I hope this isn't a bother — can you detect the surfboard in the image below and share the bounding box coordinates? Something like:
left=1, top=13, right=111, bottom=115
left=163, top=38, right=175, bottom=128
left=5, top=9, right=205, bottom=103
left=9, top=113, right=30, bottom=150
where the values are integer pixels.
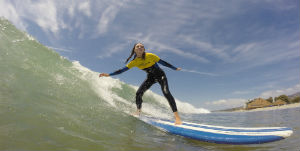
left=138, top=116, right=293, bottom=144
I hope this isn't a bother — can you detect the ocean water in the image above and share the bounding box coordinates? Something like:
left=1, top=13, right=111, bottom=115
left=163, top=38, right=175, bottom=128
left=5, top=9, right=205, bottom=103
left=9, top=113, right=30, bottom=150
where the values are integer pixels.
left=1, top=18, right=299, bottom=151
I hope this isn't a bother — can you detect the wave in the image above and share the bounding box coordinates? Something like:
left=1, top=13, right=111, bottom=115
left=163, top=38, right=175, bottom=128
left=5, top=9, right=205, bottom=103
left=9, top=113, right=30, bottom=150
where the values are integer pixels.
left=0, top=17, right=209, bottom=150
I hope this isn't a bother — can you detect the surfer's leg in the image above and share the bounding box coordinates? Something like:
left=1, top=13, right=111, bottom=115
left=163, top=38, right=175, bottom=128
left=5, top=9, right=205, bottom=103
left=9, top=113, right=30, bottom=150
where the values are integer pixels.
left=158, top=75, right=182, bottom=125
left=158, top=75, right=178, bottom=112
left=136, top=77, right=155, bottom=110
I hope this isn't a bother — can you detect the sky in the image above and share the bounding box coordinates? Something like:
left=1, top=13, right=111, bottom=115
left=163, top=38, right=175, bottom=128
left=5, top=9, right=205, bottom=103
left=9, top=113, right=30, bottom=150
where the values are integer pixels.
left=1, top=0, right=299, bottom=110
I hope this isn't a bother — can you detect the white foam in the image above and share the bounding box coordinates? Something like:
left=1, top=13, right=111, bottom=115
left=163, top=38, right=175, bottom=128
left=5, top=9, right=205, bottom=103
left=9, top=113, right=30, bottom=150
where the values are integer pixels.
left=72, top=61, right=120, bottom=107
left=54, top=73, right=65, bottom=86
left=23, top=32, right=36, bottom=41
left=12, top=39, right=25, bottom=43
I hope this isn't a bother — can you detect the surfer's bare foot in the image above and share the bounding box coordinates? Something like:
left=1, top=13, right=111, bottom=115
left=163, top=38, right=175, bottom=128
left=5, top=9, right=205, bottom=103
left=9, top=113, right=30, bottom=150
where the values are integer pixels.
left=132, top=109, right=141, bottom=116
left=175, top=119, right=182, bottom=125
left=174, top=111, right=182, bottom=125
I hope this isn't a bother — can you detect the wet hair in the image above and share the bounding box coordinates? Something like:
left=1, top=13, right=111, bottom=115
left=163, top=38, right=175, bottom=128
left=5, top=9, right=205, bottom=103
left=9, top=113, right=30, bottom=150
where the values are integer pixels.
left=125, top=43, right=145, bottom=63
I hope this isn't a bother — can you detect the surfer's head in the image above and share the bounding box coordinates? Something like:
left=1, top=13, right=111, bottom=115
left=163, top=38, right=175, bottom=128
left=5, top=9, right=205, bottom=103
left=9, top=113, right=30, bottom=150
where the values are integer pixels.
left=125, top=43, right=145, bottom=63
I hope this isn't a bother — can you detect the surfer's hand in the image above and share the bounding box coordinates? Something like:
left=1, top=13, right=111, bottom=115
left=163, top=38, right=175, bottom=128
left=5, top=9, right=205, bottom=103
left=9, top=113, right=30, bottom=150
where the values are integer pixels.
left=99, top=73, right=109, bottom=77
left=176, top=68, right=182, bottom=71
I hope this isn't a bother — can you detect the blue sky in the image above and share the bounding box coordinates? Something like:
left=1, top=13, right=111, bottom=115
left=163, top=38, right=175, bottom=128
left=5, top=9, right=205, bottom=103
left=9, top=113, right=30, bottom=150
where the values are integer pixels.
left=1, top=0, right=299, bottom=110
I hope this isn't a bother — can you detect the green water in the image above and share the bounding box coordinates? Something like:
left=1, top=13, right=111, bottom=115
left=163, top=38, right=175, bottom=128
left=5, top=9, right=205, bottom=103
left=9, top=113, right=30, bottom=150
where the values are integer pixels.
left=1, top=18, right=299, bottom=151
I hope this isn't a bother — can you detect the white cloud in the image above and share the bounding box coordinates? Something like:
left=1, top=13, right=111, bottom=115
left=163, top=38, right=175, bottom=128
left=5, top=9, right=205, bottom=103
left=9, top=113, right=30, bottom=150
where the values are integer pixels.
left=0, top=0, right=26, bottom=30
left=210, top=99, right=227, bottom=105
left=95, top=0, right=132, bottom=35
left=204, top=98, right=247, bottom=110
left=16, top=0, right=59, bottom=34
left=232, top=90, right=252, bottom=95
left=97, top=5, right=119, bottom=35
left=97, top=42, right=128, bottom=59
left=78, top=1, right=91, bottom=17
left=219, top=35, right=300, bottom=75
left=180, top=69, right=218, bottom=77
left=0, top=0, right=61, bottom=34
left=260, top=84, right=300, bottom=98
left=149, top=41, right=210, bottom=63
left=179, top=35, right=230, bottom=61
left=2, top=0, right=298, bottom=70
left=67, top=2, right=76, bottom=18
left=0, top=0, right=125, bottom=37
left=126, top=34, right=210, bottom=63
left=46, top=46, right=73, bottom=53
left=231, top=39, right=300, bottom=66
left=260, top=0, right=298, bottom=11
left=105, top=1, right=249, bottom=63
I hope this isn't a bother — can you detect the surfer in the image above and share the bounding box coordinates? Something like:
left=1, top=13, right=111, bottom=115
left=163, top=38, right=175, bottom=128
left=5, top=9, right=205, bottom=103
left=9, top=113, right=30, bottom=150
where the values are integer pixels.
left=99, top=43, right=182, bottom=125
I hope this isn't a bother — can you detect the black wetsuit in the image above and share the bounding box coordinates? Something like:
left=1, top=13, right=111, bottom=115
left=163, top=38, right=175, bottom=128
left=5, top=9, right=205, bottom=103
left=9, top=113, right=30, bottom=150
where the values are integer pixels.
left=137, top=63, right=177, bottom=112
left=109, top=58, right=178, bottom=112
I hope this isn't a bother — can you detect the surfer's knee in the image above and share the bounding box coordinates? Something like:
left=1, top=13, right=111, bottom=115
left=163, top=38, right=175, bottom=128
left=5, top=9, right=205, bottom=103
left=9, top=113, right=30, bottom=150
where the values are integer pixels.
left=159, top=77, right=170, bottom=95
left=136, top=90, right=144, bottom=98
left=159, top=80, right=177, bottom=112
left=162, top=87, right=170, bottom=95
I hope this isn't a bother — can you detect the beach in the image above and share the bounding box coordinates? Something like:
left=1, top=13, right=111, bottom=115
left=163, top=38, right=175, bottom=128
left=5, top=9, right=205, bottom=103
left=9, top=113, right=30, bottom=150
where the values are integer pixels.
left=235, top=103, right=300, bottom=112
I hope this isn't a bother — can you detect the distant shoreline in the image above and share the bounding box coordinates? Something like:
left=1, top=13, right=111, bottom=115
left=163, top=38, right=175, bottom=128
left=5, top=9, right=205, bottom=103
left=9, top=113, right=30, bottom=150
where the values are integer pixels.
left=234, top=103, right=300, bottom=112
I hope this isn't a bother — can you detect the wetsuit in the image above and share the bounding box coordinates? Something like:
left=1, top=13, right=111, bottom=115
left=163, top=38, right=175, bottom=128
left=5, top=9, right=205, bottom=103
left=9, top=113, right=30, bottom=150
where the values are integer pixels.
left=109, top=52, right=178, bottom=112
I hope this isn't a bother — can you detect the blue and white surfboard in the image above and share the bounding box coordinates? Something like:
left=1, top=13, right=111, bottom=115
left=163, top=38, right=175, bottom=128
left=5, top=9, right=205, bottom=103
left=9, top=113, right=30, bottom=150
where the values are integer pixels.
left=139, top=116, right=293, bottom=144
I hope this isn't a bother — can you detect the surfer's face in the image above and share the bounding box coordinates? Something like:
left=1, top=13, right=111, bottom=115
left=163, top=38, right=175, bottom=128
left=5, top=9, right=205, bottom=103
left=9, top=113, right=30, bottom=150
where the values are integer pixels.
left=134, top=43, right=145, bottom=58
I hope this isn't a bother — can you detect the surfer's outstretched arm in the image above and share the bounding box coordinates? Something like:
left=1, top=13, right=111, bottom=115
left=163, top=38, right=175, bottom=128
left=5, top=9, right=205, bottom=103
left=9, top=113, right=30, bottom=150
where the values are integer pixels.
left=158, top=59, right=181, bottom=71
left=99, top=66, right=129, bottom=77
left=109, top=67, right=129, bottom=76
